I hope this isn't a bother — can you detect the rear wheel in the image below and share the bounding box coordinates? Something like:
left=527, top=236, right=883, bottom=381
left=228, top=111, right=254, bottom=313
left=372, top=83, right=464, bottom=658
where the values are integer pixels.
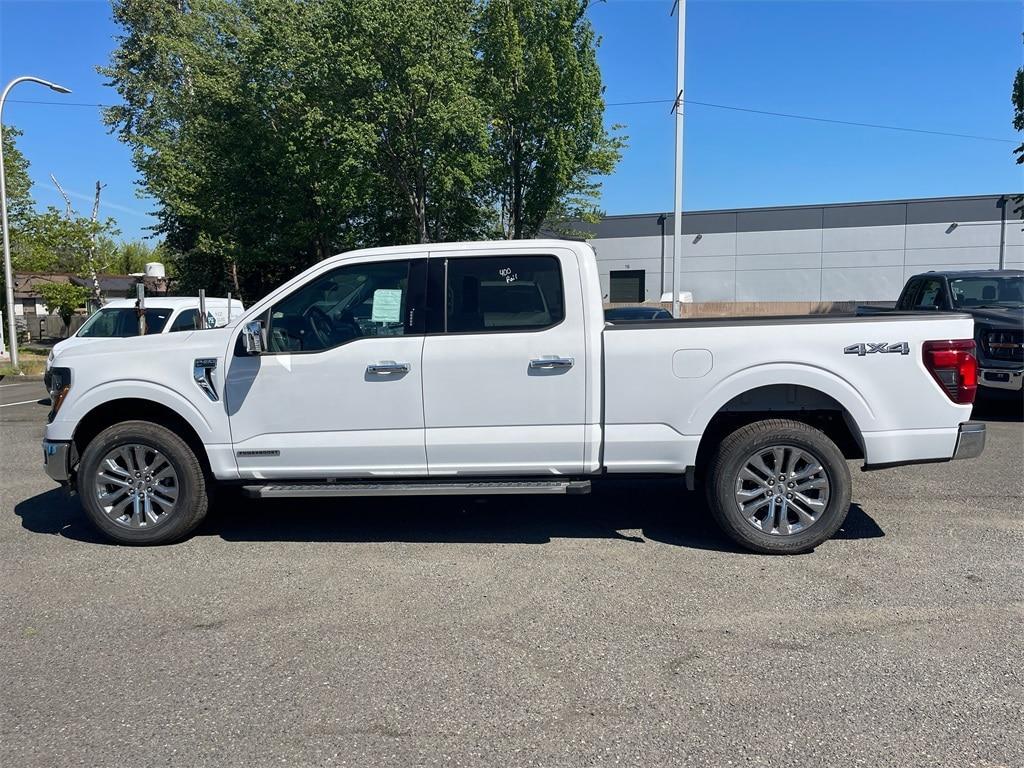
left=78, top=420, right=210, bottom=545
left=705, top=419, right=851, bottom=554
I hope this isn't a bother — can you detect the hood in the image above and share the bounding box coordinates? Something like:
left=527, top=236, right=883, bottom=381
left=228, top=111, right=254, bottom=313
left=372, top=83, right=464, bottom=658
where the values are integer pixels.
left=54, top=326, right=232, bottom=365
left=965, top=306, right=1024, bottom=329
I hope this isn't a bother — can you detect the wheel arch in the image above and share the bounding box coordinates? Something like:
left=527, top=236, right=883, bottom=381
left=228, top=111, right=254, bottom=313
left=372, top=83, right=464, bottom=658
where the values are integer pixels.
left=72, top=398, right=212, bottom=480
left=692, top=382, right=866, bottom=484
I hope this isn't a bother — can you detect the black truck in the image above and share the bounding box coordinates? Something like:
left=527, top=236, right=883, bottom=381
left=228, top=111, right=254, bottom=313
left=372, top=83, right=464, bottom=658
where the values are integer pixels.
left=860, top=270, right=1023, bottom=399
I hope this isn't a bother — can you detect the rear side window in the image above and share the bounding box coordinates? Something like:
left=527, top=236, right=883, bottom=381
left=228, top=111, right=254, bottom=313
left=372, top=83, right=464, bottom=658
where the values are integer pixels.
left=446, top=256, right=564, bottom=333
left=168, top=309, right=199, bottom=332
left=914, top=278, right=946, bottom=310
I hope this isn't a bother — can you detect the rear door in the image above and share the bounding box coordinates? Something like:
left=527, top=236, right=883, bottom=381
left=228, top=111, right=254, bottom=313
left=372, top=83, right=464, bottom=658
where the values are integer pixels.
left=421, top=248, right=587, bottom=475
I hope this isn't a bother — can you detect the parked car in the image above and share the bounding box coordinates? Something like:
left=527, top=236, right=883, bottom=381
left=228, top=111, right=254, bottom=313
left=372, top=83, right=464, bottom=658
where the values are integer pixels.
left=42, top=240, right=985, bottom=553
left=44, top=297, right=244, bottom=388
left=604, top=306, right=673, bottom=322
left=859, top=270, right=1023, bottom=397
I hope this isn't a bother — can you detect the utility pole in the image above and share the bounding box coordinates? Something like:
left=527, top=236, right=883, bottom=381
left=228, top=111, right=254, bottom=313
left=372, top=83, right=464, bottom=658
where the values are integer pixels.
left=87, top=181, right=105, bottom=307
left=670, top=0, right=686, bottom=318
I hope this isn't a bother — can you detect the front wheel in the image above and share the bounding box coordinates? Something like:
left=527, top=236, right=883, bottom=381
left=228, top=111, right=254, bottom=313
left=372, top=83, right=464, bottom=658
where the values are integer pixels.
left=78, top=420, right=210, bottom=545
left=705, top=419, right=852, bottom=554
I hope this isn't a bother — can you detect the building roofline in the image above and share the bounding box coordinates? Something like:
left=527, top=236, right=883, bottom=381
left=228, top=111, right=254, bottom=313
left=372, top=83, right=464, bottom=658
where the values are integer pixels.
left=596, top=193, right=1019, bottom=221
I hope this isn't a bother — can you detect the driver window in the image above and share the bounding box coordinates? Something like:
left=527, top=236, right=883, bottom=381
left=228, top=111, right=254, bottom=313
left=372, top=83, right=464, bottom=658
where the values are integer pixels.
left=268, top=260, right=413, bottom=353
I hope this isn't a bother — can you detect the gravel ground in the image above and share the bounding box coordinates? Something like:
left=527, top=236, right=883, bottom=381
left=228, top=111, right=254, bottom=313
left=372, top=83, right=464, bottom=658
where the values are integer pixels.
left=2, top=380, right=1022, bottom=767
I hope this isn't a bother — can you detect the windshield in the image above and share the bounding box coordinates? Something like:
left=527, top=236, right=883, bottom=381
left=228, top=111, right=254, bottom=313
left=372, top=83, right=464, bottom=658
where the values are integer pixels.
left=949, top=276, right=1024, bottom=309
left=77, top=307, right=172, bottom=338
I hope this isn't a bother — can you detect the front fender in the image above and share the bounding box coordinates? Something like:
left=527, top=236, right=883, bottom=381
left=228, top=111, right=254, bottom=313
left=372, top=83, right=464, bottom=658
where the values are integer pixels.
left=47, top=379, right=217, bottom=443
left=686, top=362, right=876, bottom=437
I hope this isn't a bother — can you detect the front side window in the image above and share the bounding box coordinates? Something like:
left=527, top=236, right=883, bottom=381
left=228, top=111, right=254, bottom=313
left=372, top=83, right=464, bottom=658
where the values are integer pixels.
left=77, top=307, right=170, bottom=337
left=949, top=276, right=1024, bottom=308
left=268, top=259, right=416, bottom=353
left=446, top=255, right=564, bottom=333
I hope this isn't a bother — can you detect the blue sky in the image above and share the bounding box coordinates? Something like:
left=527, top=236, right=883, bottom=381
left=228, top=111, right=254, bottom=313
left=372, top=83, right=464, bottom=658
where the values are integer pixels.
left=1, top=0, right=1022, bottom=242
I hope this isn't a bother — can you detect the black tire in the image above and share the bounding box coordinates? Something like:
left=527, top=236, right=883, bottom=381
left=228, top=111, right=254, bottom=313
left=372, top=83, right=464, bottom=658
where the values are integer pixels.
left=705, top=419, right=851, bottom=555
left=77, top=420, right=210, bottom=545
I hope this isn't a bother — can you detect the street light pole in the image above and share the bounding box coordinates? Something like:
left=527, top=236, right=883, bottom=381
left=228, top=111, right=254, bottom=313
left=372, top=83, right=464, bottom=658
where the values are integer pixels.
left=0, top=76, right=72, bottom=370
left=670, top=0, right=686, bottom=319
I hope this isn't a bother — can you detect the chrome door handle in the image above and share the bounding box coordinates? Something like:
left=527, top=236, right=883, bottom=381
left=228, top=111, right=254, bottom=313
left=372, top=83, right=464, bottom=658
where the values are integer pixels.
left=529, top=356, right=574, bottom=370
left=366, top=361, right=410, bottom=375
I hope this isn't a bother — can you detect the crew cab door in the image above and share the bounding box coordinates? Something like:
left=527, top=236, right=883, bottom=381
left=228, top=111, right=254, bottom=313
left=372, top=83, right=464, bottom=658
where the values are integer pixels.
left=421, top=248, right=587, bottom=475
left=225, top=254, right=428, bottom=478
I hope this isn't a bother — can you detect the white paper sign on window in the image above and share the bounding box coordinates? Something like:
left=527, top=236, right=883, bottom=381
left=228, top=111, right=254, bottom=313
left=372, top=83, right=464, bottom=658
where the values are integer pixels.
left=371, top=288, right=403, bottom=324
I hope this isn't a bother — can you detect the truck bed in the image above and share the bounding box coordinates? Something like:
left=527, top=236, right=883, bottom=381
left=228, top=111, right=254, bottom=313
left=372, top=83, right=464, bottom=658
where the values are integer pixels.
left=600, top=311, right=976, bottom=472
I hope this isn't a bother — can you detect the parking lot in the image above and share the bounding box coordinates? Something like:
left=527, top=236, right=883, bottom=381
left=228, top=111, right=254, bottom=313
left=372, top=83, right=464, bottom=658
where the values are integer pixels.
left=1, top=377, right=1022, bottom=767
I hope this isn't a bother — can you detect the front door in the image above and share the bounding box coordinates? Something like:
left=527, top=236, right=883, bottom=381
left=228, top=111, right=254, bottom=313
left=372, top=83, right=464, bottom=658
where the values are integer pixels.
left=225, top=255, right=428, bottom=479
left=421, top=250, right=587, bottom=475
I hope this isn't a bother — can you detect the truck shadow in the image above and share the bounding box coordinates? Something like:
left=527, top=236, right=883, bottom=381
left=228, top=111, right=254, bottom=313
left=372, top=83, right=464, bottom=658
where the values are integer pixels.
left=14, top=481, right=884, bottom=553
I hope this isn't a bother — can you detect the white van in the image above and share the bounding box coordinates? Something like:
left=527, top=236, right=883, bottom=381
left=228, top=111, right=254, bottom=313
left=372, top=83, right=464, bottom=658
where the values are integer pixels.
left=45, top=297, right=244, bottom=385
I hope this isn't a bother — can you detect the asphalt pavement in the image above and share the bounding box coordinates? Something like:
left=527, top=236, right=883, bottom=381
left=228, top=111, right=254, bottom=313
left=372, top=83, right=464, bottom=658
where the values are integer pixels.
left=1, top=379, right=1022, bottom=767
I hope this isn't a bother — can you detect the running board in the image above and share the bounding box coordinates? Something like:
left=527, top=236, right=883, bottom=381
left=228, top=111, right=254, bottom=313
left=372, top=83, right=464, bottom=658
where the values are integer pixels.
left=242, top=479, right=592, bottom=499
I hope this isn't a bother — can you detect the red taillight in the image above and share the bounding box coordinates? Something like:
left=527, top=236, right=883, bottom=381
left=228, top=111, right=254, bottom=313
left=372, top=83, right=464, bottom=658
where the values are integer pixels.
left=922, top=339, right=977, bottom=404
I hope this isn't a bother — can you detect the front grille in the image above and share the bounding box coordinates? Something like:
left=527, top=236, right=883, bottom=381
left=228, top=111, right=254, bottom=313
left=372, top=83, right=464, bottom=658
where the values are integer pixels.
left=983, top=329, right=1024, bottom=363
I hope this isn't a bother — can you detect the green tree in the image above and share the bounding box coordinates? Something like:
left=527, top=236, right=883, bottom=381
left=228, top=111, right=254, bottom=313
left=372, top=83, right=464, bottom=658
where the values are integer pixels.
left=0, top=126, right=35, bottom=228
left=113, top=238, right=160, bottom=274
left=12, top=208, right=120, bottom=275
left=366, top=0, right=493, bottom=243
left=38, top=282, right=89, bottom=336
left=101, top=0, right=624, bottom=294
left=478, top=0, right=625, bottom=239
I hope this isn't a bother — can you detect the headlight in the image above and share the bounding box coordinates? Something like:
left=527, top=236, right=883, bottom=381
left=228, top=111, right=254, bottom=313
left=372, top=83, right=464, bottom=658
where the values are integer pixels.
left=48, top=367, right=72, bottom=422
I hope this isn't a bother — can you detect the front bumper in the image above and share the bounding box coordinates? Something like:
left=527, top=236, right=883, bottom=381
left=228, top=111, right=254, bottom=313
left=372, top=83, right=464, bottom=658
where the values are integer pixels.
left=978, top=367, right=1023, bottom=392
left=952, top=422, right=986, bottom=460
left=43, top=440, right=73, bottom=483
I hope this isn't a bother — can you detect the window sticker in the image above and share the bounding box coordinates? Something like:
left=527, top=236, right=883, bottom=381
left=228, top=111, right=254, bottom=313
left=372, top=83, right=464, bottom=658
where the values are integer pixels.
left=371, top=288, right=403, bottom=323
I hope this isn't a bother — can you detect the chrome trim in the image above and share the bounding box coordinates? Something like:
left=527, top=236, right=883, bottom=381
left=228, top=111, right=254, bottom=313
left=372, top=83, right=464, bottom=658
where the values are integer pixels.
left=42, top=440, right=72, bottom=483
left=366, top=361, right=410, bottom=375
left=529, top=356, right=575, bottom=370
left=978, top=368, right=1023, bottom=392
left=242, top=320, right=266, bottom=354
left=953, top=422, right=986, bottom=460
left=193, top=358, right=219, bottom=401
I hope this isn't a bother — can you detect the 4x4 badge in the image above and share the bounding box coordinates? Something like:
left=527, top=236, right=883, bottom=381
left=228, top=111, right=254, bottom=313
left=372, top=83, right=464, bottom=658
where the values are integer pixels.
left=844, top=342, right=910, bottom=356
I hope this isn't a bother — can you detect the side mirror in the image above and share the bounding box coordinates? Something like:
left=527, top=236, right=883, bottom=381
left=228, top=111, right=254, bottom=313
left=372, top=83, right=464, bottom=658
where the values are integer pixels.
left=242, top=320, right=267, bottom=355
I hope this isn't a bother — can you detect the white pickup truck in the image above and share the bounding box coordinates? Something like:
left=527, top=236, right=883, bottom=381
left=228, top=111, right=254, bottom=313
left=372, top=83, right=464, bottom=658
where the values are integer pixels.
left=42, top=240, right=985, bottom=553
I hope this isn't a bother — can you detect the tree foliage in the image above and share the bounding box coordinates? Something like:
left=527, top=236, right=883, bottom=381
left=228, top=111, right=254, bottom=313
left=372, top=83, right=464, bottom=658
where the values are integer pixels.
left=1, top=126, right=35, bottom=228
left=100, top=0, right=623, bottom=300
left=37, top=282, right=90, bottom=334
left=478, top=0, right=625, bottom=238
left=1, top=126, right=122, bottom=298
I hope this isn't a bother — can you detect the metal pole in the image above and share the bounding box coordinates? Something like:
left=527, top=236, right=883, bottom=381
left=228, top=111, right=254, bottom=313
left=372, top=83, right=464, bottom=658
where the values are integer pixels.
left=226, top=292, right=232, bottom=322
left=198, top=288, right=207, bottom=330
left=671, top=1, right=686, bottom=318
left=136, top=282, right=146, bottom=336
left=0, top=76, right=71, bottom=369
left=998, top=195, right=1007, bottom=270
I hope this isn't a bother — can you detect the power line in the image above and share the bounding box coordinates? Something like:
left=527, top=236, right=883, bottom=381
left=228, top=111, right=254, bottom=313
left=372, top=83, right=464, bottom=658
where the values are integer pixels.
left=7, top=95, right=1017, bottom=144
left=605, top=96, right=1017, bottom=144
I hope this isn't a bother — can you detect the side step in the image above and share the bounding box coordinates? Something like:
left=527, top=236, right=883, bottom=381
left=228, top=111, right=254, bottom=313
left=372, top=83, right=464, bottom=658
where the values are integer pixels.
left=242, top=479, right=592, bottom=499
